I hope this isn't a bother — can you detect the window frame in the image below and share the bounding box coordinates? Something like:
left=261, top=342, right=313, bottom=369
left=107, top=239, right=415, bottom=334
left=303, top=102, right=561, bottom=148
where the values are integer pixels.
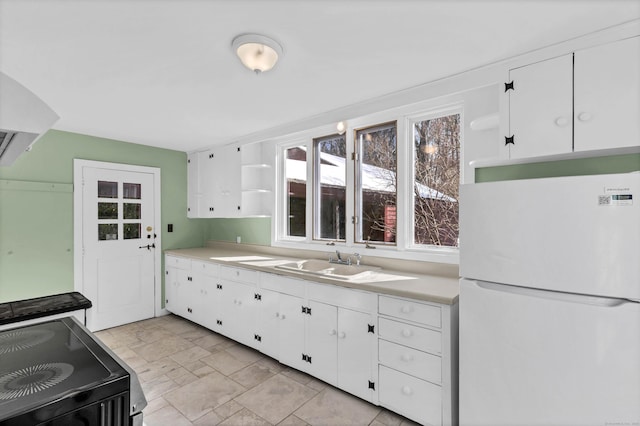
left=353, top=120, right=398, bottom=247
left=312, top=133, right=347, bottom=243
left=406, top=106, right=463, bottom=252
left=273, top=101, right=464, bottom=265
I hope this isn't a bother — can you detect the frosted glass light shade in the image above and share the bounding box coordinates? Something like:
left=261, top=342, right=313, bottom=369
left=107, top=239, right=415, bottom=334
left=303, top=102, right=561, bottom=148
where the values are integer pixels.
left=232, top=34, right=283, bottom=73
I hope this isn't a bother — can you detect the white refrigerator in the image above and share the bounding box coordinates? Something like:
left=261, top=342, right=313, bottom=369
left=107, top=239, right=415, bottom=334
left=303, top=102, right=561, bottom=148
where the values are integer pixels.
left=458, top=172, right=640, bottom=426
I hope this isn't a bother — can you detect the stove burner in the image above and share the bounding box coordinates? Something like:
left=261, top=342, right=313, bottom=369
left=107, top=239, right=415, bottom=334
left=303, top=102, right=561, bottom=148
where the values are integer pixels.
left=0, top=363, right=74, bottom=400
left=0, top=329, right=55, bottom=355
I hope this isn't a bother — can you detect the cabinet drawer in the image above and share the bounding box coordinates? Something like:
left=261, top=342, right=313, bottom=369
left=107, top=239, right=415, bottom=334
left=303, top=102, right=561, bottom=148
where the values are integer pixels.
left=259, top=273, right=306, bottom=298
left=379, top=365, right=442, bottom=426
left=220, top=265, right=258, bottom=284
left=192, top=260, right=219, bottom=277
left=166, top=255, right=191, bottom=270
left=378, top=318, right=441, bottom=355
left=379, top=339, right=441, bottom=384
left=379, top=295, right=441, bottom=328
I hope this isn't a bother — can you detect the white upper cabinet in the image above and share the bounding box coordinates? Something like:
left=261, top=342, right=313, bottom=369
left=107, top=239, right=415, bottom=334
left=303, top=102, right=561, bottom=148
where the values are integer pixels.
left=573, top=36, right=640, bottom=152
left=187, top=141, right=272, bottom=218
left=504, top=36, right=639, bottom=160
left=508, top=54, right=573, bottom=158
left=187, top=144, right=242, bottom=218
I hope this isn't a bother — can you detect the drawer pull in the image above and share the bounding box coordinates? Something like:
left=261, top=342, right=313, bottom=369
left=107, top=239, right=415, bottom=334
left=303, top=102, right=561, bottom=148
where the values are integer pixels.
left=338, top=331, right=346, bottom=339
left=275, top=312, right=280, bottom=318
left=401, top=329, right=413, bottom=338
left=401, top=354, right=414, bottom=362
left=329, top=329, right=337, bottom=336
left=401, top=386, right=413, bottom=396
left=400, top=305, right=412, bottom=314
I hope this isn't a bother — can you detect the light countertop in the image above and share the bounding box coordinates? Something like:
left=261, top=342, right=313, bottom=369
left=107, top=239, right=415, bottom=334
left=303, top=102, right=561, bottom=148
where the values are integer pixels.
left=165, top=246, right=459, bottom=305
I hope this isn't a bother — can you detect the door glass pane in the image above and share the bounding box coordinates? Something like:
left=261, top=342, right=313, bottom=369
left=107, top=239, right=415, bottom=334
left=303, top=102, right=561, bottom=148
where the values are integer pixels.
left=413, top=113, right=460, bottom=247
left=98, top=181, right=118, bottom=198
left=123, top=183, right=141, bottom=199
left=98, top=224, right=118, bottom=240
left=98, top=203, right=118, bottom=219
left=285, top=146, right=306, bottom=237
left=355, top=122, right=397, bottom=244
left=123, top=203, right=141, bottom=219
left=314, top=134, right=346, bottom=241
left=123, top=223, right=141, bottom=240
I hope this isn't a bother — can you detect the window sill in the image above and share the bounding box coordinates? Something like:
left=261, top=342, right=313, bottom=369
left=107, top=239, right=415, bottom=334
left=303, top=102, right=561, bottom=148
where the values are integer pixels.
left=271, top=239, right=459, bottom=265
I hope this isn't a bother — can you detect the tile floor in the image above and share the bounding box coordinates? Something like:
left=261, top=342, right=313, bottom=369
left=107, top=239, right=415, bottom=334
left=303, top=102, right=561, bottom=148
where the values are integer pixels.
left=96, top=314, right=420, bottom=426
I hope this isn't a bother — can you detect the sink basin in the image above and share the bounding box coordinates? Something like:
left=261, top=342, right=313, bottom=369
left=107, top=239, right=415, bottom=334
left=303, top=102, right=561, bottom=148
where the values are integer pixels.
left=275, top=259, right=380, bottom=280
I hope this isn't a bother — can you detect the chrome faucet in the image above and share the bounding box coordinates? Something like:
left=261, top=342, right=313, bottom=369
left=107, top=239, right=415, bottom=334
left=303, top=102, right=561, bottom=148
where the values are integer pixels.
left=329, top=250, right=352, bottom=265
left=353, top=253, right=362, bottom=266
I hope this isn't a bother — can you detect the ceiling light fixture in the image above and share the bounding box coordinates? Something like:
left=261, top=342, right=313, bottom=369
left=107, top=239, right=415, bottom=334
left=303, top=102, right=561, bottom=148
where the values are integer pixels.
left=336, top=121, right=347, bottom=135
left=232, top=33, right=283, bottom=74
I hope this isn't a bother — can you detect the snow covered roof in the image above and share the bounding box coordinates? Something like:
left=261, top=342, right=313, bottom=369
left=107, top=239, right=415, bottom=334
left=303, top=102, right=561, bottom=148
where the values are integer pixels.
left=286, top=151, right=456, bottom=202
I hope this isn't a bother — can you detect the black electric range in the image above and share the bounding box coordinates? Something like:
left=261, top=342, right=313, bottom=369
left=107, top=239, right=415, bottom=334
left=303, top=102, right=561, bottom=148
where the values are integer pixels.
left=0, top=317, right=146, bottom=426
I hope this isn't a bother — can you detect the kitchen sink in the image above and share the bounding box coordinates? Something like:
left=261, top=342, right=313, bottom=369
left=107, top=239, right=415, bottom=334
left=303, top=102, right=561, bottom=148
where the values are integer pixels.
left=274, top=259, right=381, bottom=280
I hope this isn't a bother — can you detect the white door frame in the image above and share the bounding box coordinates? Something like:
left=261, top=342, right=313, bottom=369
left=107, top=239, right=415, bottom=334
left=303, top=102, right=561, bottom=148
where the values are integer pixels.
left=73, top=159, right=164, bottom=321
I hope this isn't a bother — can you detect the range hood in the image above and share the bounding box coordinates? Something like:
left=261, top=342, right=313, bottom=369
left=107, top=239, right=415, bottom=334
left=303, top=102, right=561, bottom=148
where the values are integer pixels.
left=0, top=72, right=59, bottom=166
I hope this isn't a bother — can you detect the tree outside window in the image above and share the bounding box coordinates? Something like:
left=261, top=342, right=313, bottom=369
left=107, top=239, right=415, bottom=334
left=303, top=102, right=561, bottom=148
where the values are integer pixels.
left=413, top=113, right=460, bottom=247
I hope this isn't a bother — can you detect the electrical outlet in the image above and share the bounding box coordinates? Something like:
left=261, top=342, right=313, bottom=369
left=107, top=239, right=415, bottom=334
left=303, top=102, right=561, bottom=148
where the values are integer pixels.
left=236, top=236, right=241, bottom=244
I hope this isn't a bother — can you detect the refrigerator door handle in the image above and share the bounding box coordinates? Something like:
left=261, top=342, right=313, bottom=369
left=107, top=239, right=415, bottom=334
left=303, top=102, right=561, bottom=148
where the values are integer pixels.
left=474, top=280, right=636, bottom=307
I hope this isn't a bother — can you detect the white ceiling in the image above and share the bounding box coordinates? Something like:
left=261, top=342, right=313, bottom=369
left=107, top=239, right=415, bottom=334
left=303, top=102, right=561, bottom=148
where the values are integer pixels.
left=1, top=0, right=638, bottom=153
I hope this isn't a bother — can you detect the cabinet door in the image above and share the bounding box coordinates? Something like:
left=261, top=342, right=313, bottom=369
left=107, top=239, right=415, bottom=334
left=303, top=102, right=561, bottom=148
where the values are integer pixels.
left=214, top=145, right=242, bottom=217
left=306, top=301, right=338, bottom=386
left=278, top=293, right=307, bottom=372
left=186, top=152, right=201, bottom=218
left=255, top=288, right=280, bottom=358
left=574, top=36, right=640, bottom=152
left=172, top=269, right=195, bottom=319
left=164, top=266, right=177, bottom=313
left=193, top=273, right=217, bottom=330
left=337, top=308, right=375, bottom=402
left=224, top=280, right=257, bottom=348
left=508, top=54, right=573, bottom=158
left=198, top=148, right=218, bottom=217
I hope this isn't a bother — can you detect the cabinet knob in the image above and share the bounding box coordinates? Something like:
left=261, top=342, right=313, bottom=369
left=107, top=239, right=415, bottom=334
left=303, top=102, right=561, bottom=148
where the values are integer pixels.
left=329, top=329, right=337, bottom=336
left=281, top=314, right=286, bottom=320
left=275, top=312, right=280, bottom=318
left=554, top=116, right=570, bottom=127
left=400, top=305, right=412, bottom=314
left=401, top=329, right=413, bottom=338
left=577, top=112, right=593, bottom=122
left=401, top=354, right=414, bottom=362
left=401, top=386, right=413, bottom=396
left=338, top=331, right=346, bottom=339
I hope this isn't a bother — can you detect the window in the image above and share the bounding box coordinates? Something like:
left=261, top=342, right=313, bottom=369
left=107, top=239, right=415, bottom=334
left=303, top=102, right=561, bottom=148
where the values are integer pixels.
left=412, top=112, right=460, bottom=247
left=285, top=145, right=307, bottom=237
left=274, top=98, right=465, bottom=264
left=313, top=134, right=346, bottom=241
left=355, top=122, right=397, bottom=245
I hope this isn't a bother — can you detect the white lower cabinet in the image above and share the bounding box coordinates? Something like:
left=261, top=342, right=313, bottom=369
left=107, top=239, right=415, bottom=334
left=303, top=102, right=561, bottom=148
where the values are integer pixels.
left=378, top=295, right=458, bottom=426
left=164, top=254, right=457, bottom=425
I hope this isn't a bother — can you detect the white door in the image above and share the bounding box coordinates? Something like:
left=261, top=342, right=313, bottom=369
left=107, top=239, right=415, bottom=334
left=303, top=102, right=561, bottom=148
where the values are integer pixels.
left=80, top=165, right=157, bottom=331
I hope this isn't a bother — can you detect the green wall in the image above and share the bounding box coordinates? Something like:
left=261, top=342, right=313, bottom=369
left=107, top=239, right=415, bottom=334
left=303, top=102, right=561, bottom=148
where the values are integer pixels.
left=206, top=217, right=271, bottom=246
left=475, top=154, right=640, bottom=182
left=0, top=129, right=206, bottom=303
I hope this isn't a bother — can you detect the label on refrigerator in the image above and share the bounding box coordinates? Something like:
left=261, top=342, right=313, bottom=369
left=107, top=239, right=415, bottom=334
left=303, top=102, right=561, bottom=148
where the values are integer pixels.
left=599, top=186, right=634, bottom=206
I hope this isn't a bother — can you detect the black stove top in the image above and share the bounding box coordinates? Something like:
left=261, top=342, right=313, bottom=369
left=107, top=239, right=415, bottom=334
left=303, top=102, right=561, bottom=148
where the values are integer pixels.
left=0, top=318, right=131, bottom=425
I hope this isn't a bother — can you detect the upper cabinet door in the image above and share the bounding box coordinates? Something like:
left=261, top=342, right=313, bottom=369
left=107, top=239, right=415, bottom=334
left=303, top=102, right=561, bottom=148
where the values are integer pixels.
left=574, top=36, right=640, bottom=152
left=508, top=54, right=573, bottom=159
